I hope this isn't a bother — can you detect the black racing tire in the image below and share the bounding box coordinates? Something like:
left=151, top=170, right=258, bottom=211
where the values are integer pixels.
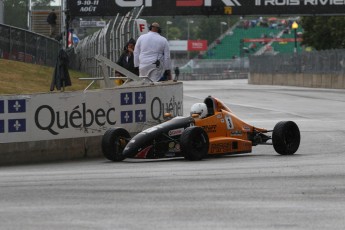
left=272, top=121, right=300, bottom=155
left=102, top=128, right=131, bottom=161
left=180, top=126, right=209, bottom=161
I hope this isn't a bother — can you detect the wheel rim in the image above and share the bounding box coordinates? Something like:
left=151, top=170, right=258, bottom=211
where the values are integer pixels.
left=197, top=135, right=207, bottom=150
left=285, top=130, right=294, bottom=149
left=115, top=137, right=127, bottom=153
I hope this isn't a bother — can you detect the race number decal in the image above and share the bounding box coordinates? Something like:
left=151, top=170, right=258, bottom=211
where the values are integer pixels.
left=225, top=115, right=234, bottom=130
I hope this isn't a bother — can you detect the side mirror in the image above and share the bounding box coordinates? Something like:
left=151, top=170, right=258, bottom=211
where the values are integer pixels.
left=191, top=114, right=200, bottom=118
left=163, top=113, right=172, bottom=120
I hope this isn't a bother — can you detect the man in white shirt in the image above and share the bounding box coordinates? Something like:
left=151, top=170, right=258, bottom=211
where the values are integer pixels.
left=134, top=22, right=172, bottom=81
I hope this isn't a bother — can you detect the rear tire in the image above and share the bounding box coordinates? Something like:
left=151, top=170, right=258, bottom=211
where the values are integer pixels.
left=102, top=128, right=131, bottom=161
left=180, top=126, right=209, bottom=161
left=272, top=121, right=300, bottom=155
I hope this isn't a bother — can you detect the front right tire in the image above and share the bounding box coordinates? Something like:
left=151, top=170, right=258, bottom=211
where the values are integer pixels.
left=272, top=121, right=300, bottom=155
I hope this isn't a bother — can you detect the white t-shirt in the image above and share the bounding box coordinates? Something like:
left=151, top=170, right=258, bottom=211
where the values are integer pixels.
left=134, top=31, right=171, bottom=74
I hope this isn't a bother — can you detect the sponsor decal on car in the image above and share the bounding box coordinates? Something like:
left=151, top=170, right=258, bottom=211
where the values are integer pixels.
left=168, top=128, right=184, bottom=136
left=165, top=152, right=176, bottom=157
left=231, top=130, right=242, bottom=136
left=210, top=142, right=232, bottom=154
left=202, top=125, right=217, bottom=133
left=243, top=126, right=251, bottom=131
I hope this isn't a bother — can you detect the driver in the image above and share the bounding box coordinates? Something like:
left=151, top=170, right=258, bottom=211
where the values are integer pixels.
left=190, top=103, right=208, bottom=118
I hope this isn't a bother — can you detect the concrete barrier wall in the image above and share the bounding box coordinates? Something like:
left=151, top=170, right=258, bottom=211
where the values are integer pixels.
left=0, top=82, right=183, bottom=165
left=1, top=137, right=101, bottom=165
left=249, top=73, right=345, bottom=89
left=179, top=72, right=248, bottom=81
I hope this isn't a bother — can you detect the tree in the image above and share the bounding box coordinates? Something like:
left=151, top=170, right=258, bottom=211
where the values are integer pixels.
left=4, top=0, right=28, bottom=28
left=32, top=0, right=54, bottom=7
left=142, top=15, right=237, bottom=44
left=194, top=16, right=238, bottom=44
left=4, top=0, right=54, bottom=28
left=167, top=27, right=182, bottom=40
left=301, top=16, right=345, bottom=50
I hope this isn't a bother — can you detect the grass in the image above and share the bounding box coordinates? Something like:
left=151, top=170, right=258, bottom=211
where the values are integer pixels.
left=0, top=59, right=98, bottom=95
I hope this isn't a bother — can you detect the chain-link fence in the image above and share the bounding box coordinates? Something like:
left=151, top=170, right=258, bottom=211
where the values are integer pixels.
left=250, top=50, right=345, bottom=74
left=68, top=10, right=344, bottom=78
left=0, top=23, right=60, bottom=67
left=176, top=50, right=345, bottom=76
left=176, top=58, right=249, bottom=75
left=71, top=7, right=143, bottom=78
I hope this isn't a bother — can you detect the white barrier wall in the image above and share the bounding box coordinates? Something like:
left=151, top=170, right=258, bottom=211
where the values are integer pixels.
left=0, top=82, right=183, bottom=144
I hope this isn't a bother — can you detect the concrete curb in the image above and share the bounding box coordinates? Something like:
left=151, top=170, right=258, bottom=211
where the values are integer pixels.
left=249, top=73, right=345, bottom=89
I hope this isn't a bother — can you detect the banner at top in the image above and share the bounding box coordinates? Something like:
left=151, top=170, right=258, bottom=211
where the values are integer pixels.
left=68, top=0, right=345, bottom=17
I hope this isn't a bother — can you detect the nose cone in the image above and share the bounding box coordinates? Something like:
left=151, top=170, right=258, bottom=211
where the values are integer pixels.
left=122, top=132, right=149, bottom=158
left=122, top=116, right=195, bottom=158
left=122, top=142, right=137, bottom=158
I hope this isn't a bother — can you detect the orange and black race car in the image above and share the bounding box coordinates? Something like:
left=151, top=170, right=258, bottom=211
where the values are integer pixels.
left=102, top=96, right=300, bottom=161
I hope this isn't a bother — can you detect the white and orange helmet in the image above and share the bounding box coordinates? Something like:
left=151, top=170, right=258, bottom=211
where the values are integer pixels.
left=190, top=103, right=208, bottom=118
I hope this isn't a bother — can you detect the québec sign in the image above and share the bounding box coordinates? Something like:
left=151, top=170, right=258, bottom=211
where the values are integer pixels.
left=69, top=0, right=345, bottom=16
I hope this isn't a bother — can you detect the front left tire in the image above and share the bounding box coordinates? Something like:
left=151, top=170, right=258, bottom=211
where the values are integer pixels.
left=180, top=126, right=209, bottom=161
left=102, top=128, right=131, bottom=161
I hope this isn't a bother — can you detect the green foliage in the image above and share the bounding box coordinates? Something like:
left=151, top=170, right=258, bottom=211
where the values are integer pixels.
left=4, top=0, right=28, bottom=28
left=142, top=15, right=238, bottom=45
left=167, top=27, right=181, bottom=40
left=32, top=0, right=54, bottom=7
left=3, top=0, right=53, bottom=29
left=301, top=16, right=345, bottom=50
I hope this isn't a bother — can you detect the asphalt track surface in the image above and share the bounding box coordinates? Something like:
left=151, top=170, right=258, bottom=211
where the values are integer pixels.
left=1, top=79, right=345, bottom=230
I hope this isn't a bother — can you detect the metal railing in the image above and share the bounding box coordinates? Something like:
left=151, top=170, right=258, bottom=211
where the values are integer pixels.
left=250, top=50, right=345, bottom=74
left=58, top=8, right=345, bottom=78
left=0, top=23, right=60, bottom=67
left=176, top=58, right=249, bottom=75
left=72, top=7, right=143, bottom=78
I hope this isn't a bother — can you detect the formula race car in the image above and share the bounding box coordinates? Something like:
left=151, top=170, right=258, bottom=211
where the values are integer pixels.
left=102, top=96, right=300, bottom=161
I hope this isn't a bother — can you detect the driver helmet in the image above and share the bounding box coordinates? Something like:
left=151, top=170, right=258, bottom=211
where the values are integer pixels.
left=190, top=103, right=208, bottom=118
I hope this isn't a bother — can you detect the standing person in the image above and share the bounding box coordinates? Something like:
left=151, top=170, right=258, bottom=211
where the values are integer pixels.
left=134, top=22, right=172, bottom=81
left=47, top=9, right=57, bottom=38
left=174, top=66, right=180, bottom=81
left=116, top=38, right=138, bottom=85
